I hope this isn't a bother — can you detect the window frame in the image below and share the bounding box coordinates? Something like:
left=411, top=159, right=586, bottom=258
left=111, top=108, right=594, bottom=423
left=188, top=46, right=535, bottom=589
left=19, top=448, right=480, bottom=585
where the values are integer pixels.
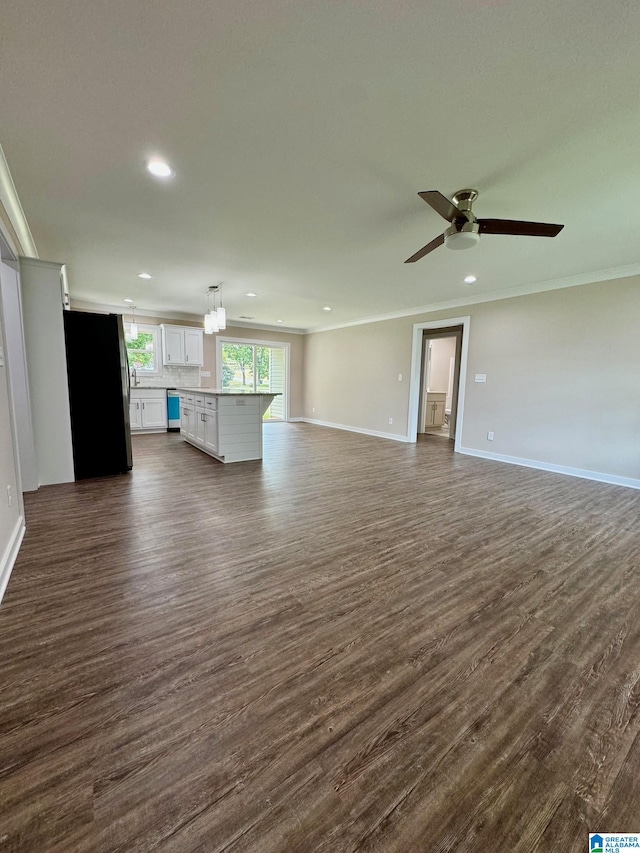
left=124, top=322, right=161, bottom=376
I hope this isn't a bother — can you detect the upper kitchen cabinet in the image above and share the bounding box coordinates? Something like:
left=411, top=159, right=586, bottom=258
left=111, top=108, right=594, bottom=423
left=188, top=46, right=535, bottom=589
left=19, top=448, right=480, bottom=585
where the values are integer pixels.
left=160, top=325, right=204, bottom=366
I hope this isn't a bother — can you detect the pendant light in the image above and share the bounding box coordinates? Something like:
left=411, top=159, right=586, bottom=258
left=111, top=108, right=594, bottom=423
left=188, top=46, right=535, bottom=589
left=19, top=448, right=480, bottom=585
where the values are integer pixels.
left=216, top=284, right=226, bottom=331
left=130, top=306, right=138, bottom=339
left=204, top=286, right=219, bottom=334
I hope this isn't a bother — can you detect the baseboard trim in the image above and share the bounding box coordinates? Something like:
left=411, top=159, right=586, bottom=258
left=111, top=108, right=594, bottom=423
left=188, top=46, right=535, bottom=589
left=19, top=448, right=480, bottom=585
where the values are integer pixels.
left=288, top=417, right=304, bottom=422
left=0, top=515, right=26, bottom=604
left=300, top=417, right=409, bottom=443
left=458, top=447, right=640, bottom=491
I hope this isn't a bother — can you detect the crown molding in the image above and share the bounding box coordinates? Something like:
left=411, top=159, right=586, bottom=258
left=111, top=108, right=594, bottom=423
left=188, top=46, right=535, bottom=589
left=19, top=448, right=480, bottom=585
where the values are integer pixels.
left=0, top=145, right=38, bottom=258
left=71, top=299, right=201, bottom=322
left=70, top=299, right=304, bottom=334
left=226, top=320, right=304, bottom=335
left=304, top=263, right=640, bottom=334
left=19, top=256, right=64, bottom=269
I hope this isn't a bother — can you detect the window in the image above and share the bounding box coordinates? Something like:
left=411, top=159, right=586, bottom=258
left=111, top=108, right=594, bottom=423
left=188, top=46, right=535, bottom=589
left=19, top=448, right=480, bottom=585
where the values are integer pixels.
left=125, top=323, right=160, bottom=374
left=217, top=338, right=288, bottom=421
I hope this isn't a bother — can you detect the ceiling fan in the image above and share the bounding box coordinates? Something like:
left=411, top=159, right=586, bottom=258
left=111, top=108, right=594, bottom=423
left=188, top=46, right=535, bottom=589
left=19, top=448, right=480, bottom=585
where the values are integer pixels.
left=405, top=189, right=564, bottom=263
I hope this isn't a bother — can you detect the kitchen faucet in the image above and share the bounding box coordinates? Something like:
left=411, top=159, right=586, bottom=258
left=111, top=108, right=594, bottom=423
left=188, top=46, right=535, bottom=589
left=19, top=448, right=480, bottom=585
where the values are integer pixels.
left=132, top=367, right=140, bottom=386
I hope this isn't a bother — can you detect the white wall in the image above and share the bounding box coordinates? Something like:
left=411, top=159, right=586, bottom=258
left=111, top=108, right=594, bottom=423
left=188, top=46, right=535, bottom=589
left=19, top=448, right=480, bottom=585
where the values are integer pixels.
left=427, top=337, right=456, bottom=395
left=0, top=298, right=25, bottom=601
left=0, top=261, right=37, bottom=490
left=303, top=275, right=640, bottom=485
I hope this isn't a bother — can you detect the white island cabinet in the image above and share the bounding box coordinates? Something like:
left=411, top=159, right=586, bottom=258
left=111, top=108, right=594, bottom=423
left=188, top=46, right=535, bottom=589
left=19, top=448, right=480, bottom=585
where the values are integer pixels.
left=177, top=388, right=277, bottom=463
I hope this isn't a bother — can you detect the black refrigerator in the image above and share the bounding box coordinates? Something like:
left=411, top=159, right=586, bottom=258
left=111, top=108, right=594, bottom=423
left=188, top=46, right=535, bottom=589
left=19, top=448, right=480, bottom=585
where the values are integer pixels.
left=63, top=311, right=133, bottom=479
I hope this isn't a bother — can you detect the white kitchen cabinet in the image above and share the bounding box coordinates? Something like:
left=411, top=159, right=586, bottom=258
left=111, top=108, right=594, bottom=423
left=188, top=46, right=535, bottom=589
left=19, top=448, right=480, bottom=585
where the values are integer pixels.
left=162, top=327, right=184, bottom=365
left=194, top=408, right=206, bottom=445
left=161, top=325, right=204, bottom=366
left=141, top=398, right=167, bottom=429
left=180, top=393, right=215, bottom=450
left=129, top=399, right=142, bottom=430
left=203, top=408, right=218, bottom=454
left=180, top=398, right=196, bottom=441
left=130, top=389, right=167, bottom=433
left=184, top=329, right=203, bottom=366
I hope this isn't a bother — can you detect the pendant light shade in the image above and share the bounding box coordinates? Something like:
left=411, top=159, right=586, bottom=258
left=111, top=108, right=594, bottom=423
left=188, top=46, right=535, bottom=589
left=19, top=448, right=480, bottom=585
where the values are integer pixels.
left=129, top=306, right=138, bottom=338
left=204, top=284, right=225, bottom=333
left=204, top=286, right=216, bottom=334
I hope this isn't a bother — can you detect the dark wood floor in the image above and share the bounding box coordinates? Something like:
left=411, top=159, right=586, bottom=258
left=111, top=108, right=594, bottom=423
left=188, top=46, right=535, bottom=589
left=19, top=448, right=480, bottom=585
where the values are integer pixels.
left=1, top=425, right=639, bottom=852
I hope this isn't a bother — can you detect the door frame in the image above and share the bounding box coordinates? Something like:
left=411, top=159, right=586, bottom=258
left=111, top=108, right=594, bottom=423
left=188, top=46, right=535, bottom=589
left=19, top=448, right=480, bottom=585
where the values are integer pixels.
left=407, top=316, right=470, bottom=451
left=216, top=336, right=290, bottom=421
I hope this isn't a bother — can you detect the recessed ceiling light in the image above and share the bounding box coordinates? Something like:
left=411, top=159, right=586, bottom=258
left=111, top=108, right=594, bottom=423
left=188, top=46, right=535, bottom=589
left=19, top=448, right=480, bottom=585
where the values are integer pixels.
left=124, top=298, right=134, bottom=303
left=138, top=272, right=152, bottom=280
left=276, top=319, right=284, bottom=324
left=245, top=292, right=257, bottom=297
left=146, top=158, right=174, bottom=178
left=464, top=275, right=477, bottom=284
left=323, top=306, right=332, bottom=311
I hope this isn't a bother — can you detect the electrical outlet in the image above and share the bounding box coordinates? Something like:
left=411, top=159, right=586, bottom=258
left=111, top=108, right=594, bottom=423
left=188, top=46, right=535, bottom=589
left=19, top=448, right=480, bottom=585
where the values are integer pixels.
left=487, top=431, right=494, bottom=441
left=388, top=417, right=393, bottom=425
left=200, top=370, right=211, bottom=378
left=312, top=407, right=315, bottom=414
left=7, top=485, right=12, bottom=507
left=398, top=373, right=402, bottom=382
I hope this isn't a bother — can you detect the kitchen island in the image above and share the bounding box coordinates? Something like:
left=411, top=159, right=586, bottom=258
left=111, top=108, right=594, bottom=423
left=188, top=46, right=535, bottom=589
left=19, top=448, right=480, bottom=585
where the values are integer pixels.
left=177, top=388, right=279, bottom=463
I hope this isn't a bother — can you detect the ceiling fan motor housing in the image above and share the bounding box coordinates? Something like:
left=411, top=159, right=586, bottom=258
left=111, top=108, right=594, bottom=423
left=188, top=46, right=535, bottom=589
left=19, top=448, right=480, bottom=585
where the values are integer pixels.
left=445, top=189, right=480, bottom=249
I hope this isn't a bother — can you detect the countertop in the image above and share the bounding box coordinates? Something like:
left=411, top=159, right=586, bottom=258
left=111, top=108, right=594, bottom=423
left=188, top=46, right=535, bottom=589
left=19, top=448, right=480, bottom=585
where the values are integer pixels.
left=177, top=387, right=280, bottom=396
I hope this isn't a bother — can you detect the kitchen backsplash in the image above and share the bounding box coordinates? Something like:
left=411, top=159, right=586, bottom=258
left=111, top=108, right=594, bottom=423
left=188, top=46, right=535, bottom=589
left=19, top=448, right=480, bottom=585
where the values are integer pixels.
left=133, top=365, right=202, bottom=388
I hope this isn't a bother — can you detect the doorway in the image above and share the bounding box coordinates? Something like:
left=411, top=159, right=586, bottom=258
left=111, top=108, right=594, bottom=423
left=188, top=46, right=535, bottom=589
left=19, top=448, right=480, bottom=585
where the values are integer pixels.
left=407, top=316, right=470, bottom=450
left=420, top=330, right=461, bottom=439
left=216, top=337, right=289, bottom=421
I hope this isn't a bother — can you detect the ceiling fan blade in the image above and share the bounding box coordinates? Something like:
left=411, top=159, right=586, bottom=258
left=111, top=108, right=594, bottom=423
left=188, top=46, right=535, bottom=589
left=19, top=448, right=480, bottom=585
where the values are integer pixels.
left=418, top=191, right=464, bottom=223
left=404, top=233, right=445, bottom=263
left=478, top=219, right=564, bottom=237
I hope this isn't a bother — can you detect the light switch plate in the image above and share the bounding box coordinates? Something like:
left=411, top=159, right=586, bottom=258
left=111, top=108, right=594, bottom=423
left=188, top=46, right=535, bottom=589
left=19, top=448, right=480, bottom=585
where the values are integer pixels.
left=200, top=370, right=211, bottom=377
left=475, top=373, right=487, bottom=383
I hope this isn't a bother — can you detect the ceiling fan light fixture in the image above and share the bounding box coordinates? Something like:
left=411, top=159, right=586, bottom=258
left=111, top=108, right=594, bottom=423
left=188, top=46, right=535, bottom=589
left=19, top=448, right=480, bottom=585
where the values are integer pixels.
left=445, top=229, right=480, bottom=251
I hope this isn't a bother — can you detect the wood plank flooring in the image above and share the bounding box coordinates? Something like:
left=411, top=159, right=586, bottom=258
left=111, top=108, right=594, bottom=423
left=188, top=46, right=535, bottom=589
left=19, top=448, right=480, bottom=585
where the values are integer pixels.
left=1, top=424, right=639, bottom=852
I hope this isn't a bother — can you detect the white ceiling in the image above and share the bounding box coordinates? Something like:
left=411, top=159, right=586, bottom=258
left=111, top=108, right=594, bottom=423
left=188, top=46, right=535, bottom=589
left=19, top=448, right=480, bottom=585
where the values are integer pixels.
left=1, top=0, right=639, bottom=331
